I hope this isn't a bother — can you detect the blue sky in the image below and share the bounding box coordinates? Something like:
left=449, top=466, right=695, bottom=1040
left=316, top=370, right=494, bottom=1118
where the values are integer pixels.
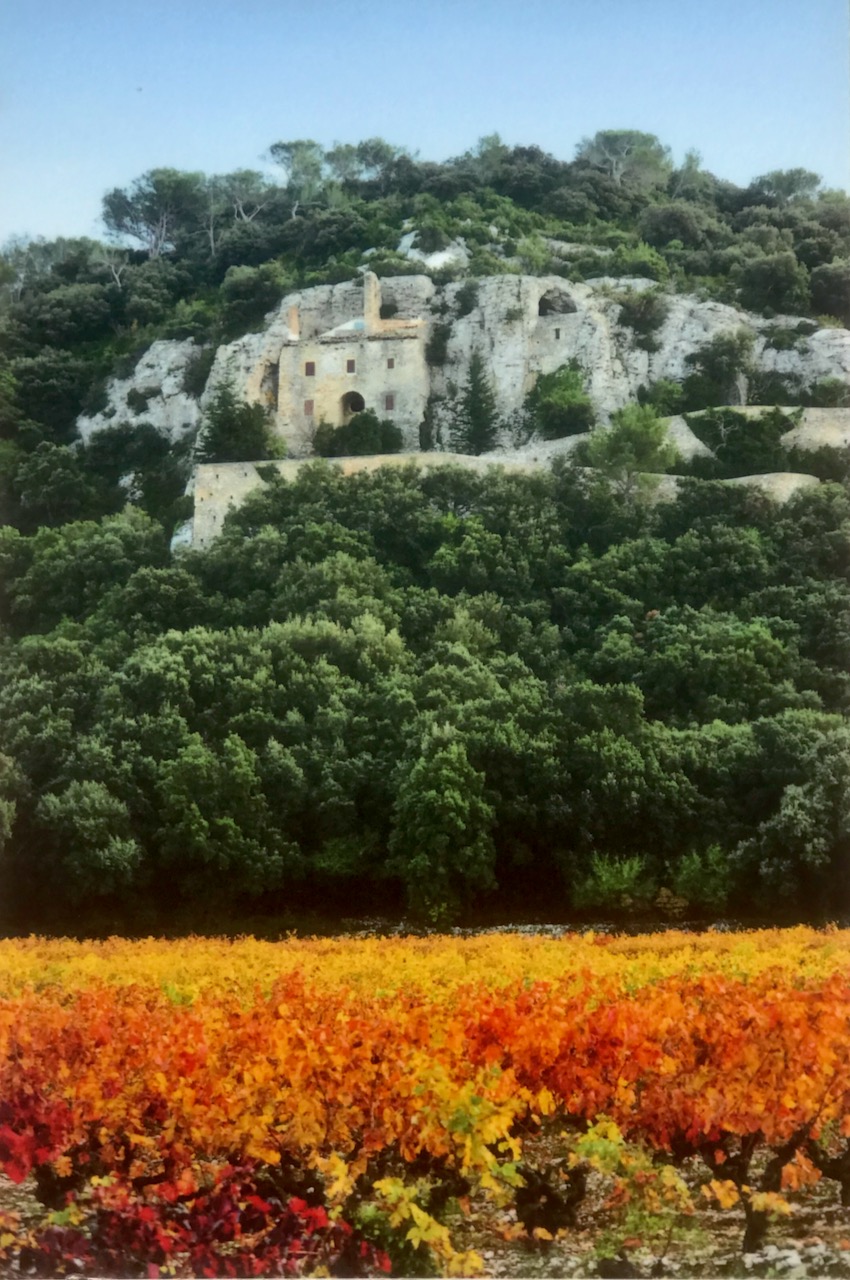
left=1, top=0, right=848, bottom=243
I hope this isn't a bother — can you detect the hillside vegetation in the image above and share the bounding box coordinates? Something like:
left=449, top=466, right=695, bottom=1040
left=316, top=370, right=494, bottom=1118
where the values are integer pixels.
left=2, top=131, right=850, bottom=529
left=0, top=133, right=849, bottom=930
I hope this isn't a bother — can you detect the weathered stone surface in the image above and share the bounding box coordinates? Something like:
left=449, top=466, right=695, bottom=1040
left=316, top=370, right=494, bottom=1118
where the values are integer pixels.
left=78, top=274, right=850, bottom=455
left=396, top=231, right=470, bottom=272
left=665, top=415, right=714, bottom=460
left=77, top=339, right=202, bottom=443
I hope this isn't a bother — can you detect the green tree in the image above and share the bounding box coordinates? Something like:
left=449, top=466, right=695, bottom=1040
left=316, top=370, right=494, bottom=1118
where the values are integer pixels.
left=682, top=330, right=755, bottom=408
left=155, top=732, right=293, bottom=898
left=102, top=168, right=206, bottom=258
left=733, top=725, right=850, bottom=910
left=810, top=260, right=850, bottom=325
left=575, top=130, right=673, bottom=189
left=11, top=348, right=91, bottom=442
left=220, top=263, right=288, bottom=336
left=388, top=723, right=496, bottom=922
left=638, top=201, right=725, bottom=250
left=450, top=351, right=499, bottom=455
left=751, top=168, right=822, bottom=205
left=197, top=376, right=281, bottom=463
left=13, top=441, right=111, bottom=528
left=738, top=251, right=810, bottom=315
left=0, top=753, right=20, bottom=866
left=14, top=282, right=119, bottom=348
left=34, top=780, right=141, bottom=902
left=5, top=508, right=167, bottom=633
left=584, top=403, right=677, bottom=499
left=267, top=139, right=326, bottom=204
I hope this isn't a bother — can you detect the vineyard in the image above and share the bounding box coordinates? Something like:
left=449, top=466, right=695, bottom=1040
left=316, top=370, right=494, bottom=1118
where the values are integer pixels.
left=3, top=929, right=850, bottom=1276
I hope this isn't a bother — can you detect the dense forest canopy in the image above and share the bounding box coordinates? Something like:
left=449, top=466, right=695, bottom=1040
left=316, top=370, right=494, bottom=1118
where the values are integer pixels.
left=0, top=131, right=849, bottom=930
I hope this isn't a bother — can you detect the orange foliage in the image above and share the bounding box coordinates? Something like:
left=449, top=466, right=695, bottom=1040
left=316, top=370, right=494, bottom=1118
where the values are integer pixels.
left=2, top=928, right=850, bottom=1268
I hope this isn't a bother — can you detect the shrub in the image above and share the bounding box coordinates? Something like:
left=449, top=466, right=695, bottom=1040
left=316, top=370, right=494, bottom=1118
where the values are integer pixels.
left=738, top=251, right=811, bottom=315
left=681, top=329, right=754, bottom=410
left=684, top=406, right=792, bottom=476
left=637, top=379, right=685, bottom=417
left=182, top=345, right=216, bottom=398
left=528, top=360, right=595, bottom=438
left=810, top=260, right=850, bottom=326
left=220, top=264, right=286, bottom=337
left=314, top=410, right=402, bottom=457
left=426, top=320, right=453, bottom=367
left=80, top=376, right=110, bottom=417
left=747, top=371, right=804, bottom=406
left=807, top=377, right=850, bottom=409
left=163, top=297, right=218, bottom=341
left=671, top=845, right=731, bottom=913
left=126, top=386, right=158, bottom=414
left=762, top=322, right=816, bottom=352
left=416, top=222, right=450, bottom=253
left=612, top=287, right=669, bottom=352
left=22, top=1164, right=390, bottom=1279
left=572, top=853, right=657, bottom=912
left=608, top=241, right=669, bottom=282
left=454, top=281, right=479, bottom=317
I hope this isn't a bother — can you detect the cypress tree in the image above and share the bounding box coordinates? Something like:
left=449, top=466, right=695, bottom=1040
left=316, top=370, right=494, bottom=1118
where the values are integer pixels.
left=451, top=351, right=499, bottom=455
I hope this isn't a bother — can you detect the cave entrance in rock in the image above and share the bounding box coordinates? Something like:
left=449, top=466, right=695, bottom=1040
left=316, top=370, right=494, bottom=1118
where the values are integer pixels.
left=341, top=391, right=366, bottom=423
left=538, top=289, right=577, bottom=317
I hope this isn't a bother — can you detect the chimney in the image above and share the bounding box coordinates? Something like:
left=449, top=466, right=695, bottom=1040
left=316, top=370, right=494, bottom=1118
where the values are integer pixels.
left=288, top=304, right=300, bottom=341
left=363, top=271, right=381, bottom=331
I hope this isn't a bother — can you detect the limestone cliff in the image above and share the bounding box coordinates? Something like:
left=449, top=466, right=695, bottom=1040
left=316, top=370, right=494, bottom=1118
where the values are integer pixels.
left=77, top=273, right=850, bottom=455
left=77, top=339, right=202, bottom=444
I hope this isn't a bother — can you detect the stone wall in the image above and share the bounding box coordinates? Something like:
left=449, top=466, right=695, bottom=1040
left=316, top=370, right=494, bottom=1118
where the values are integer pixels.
left=186, top=403, right=847, bottom=551
left=189, top=452, right=546, bottom=550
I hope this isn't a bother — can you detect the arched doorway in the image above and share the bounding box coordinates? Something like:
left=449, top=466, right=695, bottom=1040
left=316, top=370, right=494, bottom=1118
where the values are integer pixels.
left=341, top=390, right=365, bottom=424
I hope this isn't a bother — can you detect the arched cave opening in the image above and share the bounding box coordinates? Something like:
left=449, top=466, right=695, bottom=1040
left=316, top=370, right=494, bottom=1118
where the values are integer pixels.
left=538, top=289, right=578, bottom=317
left=341, top=390, right=366, bottom=423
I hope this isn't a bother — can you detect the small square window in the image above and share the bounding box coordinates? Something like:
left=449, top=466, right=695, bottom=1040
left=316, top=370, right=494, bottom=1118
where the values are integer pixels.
left=385, top=394, right=395, bottom=412
left=305, top=361, right=315, bottom=376
left=387, top=357, right=395, bottom=369
left=347, top=358, right=356, bottom=373
left=304, top=399, right=314, bottom=416
left=554, top=328, right=560, bottom=340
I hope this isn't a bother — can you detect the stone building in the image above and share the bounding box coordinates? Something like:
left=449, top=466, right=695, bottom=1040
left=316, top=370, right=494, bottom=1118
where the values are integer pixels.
left=262, top=272, right=432, bottom=453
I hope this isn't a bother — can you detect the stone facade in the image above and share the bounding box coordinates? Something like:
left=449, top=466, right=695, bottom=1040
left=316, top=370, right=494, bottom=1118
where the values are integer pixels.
left=275, top=274, right=430, bottom=452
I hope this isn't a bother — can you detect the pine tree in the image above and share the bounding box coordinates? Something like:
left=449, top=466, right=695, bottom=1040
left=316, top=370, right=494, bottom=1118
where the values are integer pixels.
left=450, top=351, right=499, bottom=455
left=197, top=376, right=280, bottom=463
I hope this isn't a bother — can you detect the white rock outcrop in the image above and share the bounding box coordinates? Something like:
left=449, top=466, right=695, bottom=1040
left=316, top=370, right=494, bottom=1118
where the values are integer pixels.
left=77, top=339, right=202, bottom=443
left=77, top=275, right=850, bottom=454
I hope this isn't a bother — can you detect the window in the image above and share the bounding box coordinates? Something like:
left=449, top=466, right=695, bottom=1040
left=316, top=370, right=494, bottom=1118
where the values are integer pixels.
left=304, top=399, right=314, bottom=416
left=387, top=357, right=395, bottom=369
left=305, top=361, right=315, bottom=376
left=554, top=328, right=560, bottom=340
left=347, top=358, right=356, bottom=373
left=385, top=394, right=395, bottom=412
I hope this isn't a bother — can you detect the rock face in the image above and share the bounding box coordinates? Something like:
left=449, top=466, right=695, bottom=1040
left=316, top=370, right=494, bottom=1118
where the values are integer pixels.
left=77, top=339, right=202, bottom=443
left=77, top=273, right=850, bottom=454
